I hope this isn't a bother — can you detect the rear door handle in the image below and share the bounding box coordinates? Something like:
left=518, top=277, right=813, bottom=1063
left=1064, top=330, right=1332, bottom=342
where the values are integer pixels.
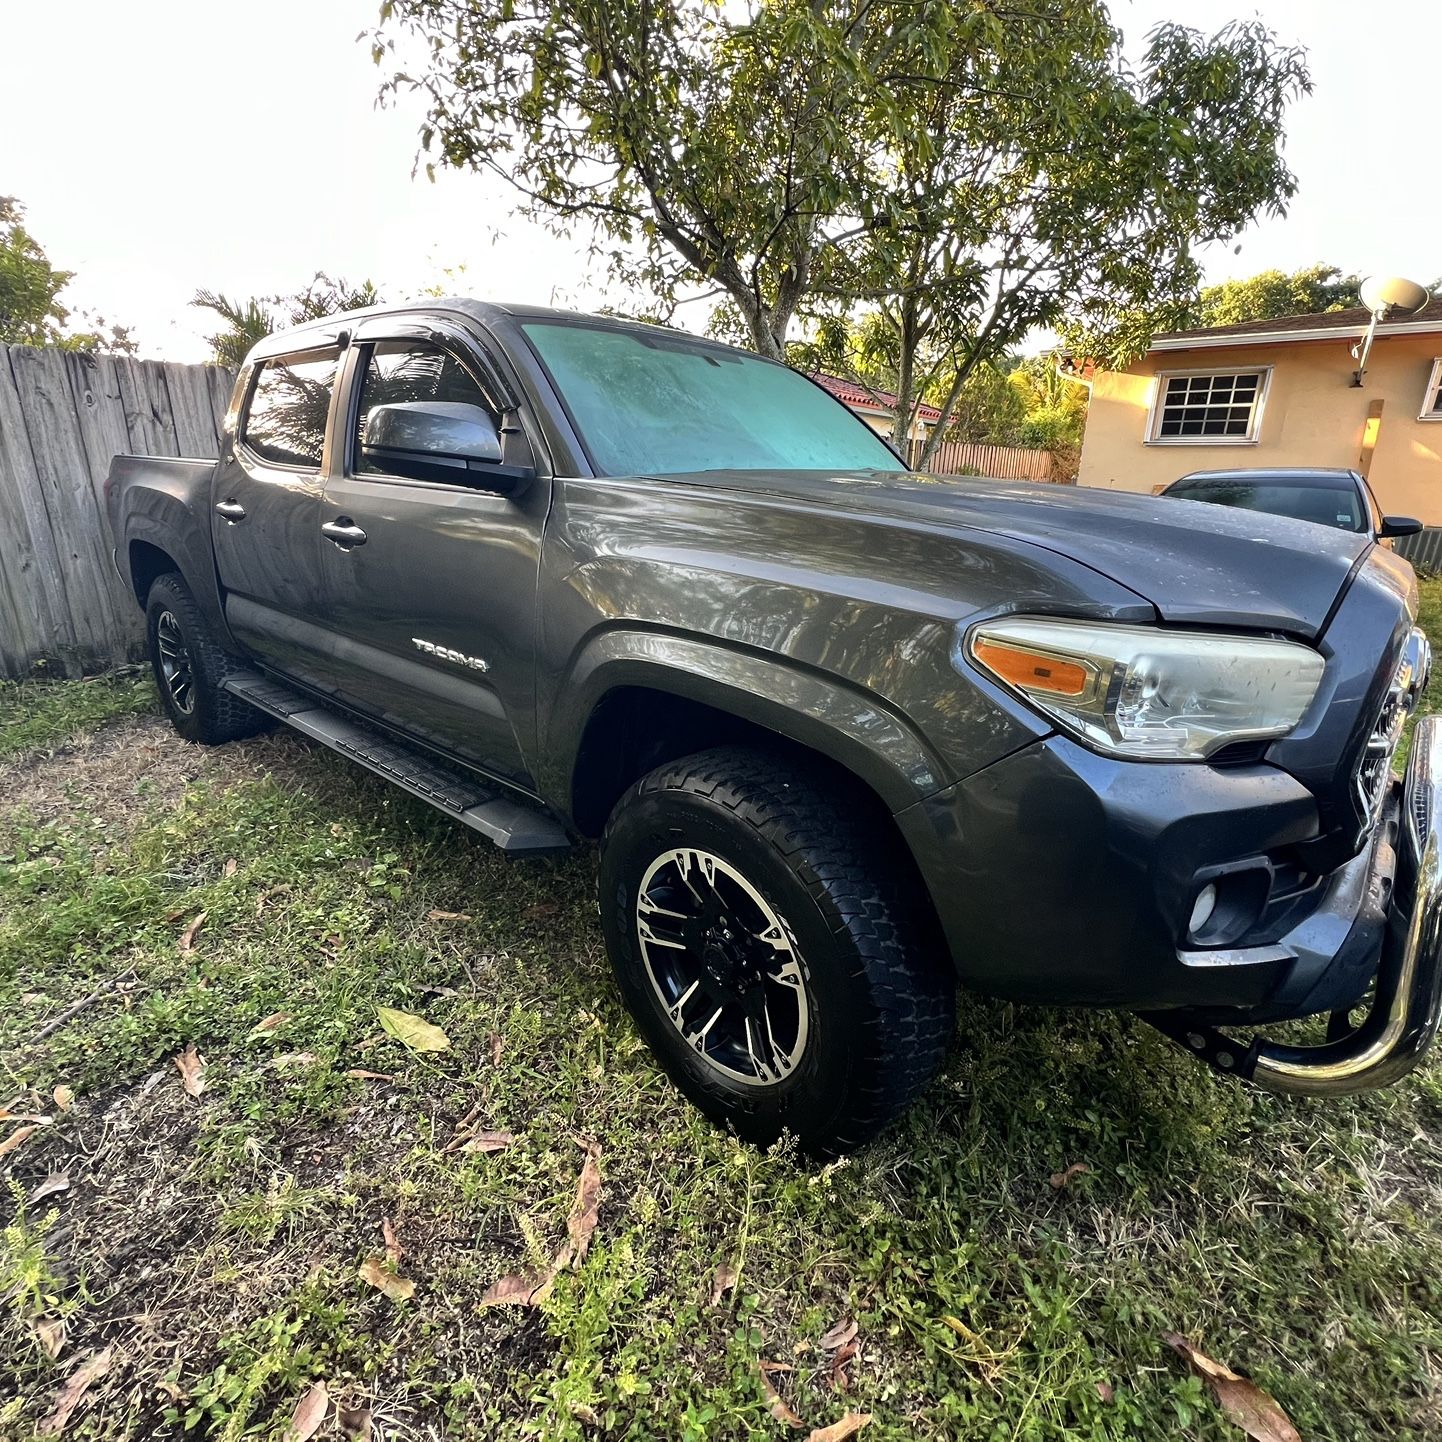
left=321, top=519, right=368, bottom=549
left=214, top=499, right=246, bottom=523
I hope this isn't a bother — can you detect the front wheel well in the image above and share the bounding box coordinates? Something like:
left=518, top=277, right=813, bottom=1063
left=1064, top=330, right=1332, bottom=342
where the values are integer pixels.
left=128, top=540, right=181, bottom=609
left=572, top=685, right=950, bottom=972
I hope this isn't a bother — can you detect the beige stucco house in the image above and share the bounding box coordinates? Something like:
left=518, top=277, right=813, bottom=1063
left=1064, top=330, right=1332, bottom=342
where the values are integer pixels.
left=1077, top=299, right=1442, bottom=526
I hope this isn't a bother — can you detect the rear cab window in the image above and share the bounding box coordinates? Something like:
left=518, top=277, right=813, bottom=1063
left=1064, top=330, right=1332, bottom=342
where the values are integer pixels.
left=241, top=348, right=341, bottom=469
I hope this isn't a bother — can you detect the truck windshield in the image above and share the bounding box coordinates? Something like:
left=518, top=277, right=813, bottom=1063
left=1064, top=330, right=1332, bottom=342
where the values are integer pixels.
left=521, top=319, right=905, bottom=477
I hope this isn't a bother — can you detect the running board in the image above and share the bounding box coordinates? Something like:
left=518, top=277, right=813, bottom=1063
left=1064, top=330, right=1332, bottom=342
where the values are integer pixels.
left=220, top=670, right=571, bottom=858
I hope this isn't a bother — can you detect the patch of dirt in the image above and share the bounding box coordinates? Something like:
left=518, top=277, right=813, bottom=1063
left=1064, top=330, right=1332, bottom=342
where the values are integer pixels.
left=4, top=1068, right=553, bottom=1439
left=0, top=715, right=320, bottom=838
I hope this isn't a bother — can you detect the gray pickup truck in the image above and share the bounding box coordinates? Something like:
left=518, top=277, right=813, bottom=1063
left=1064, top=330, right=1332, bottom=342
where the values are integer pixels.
left=105, top=299, right=1442, bottom=1155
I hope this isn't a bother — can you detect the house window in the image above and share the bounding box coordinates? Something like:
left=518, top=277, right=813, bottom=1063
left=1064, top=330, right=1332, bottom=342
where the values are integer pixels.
left=1147, top=368, right=1270, bottom=444
left=1422, top=358, right=1442, bottom=420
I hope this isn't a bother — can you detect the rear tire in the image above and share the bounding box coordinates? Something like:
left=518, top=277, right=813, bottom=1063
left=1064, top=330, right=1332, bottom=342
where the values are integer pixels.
left=599, top=746, right=954, bottom=1157
left=145, top=573, right=268, bottom=745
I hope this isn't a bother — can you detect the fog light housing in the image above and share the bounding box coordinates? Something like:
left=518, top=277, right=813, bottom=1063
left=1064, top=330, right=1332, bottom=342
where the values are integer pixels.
left=1183, top=861, right=1274, bottom=948
left=1188, top=883, right=1219, bottom=939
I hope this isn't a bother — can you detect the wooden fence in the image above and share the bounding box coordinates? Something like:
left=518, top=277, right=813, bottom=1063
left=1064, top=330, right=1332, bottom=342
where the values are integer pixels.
left=907, top=436, right=1063, bottom=482
left=0, top=344, right=235, bottom=678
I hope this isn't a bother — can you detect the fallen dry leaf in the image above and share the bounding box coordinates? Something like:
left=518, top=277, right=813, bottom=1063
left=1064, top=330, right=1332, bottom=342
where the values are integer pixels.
left=286, top=1380, right=329, bottom=1441
left=760, top=1362, right=807, bottom=1430
left=711, top=1259, right=739, bottom=1305
left=40, top=1346, right=112, bottom=1435
left=174, top=1045, right=206, bottom=1098
left=807, top=1414, right=872, bottom=1442
left=830, top=1342, right=860, bottom=1392
left=481, top=1147, right=600, bottom=1305
left=344, top=1069, right=395, bottom=1082
left=1050, top=1162, right=1091, bottom=1190
left=223, top=857, right=238, bottom=878
left=256, top=884, right=292, bottom=917
left=33, top=1316, right=66, bottom=1359
left=52, top=1084, right=74, bottom=1112
left=565, top=1149, right=602, bottom=1265
left=359, top=1255, right=416, bottom=1302
left=489, top=1031, right=504, bottom=1066
left=178, top=911, right=207, bottom=952
left=270, top=1052, right=320, bottom=1071
left=30, top=1172, right=70, bottom=1204
left=375, top=1005, right=450, bottom=1053
left=250, top=1012, right=292, bottom=1035
left=336, top=1403, right=373, bottom=1440
left=460, top=1130, right=517, bottom=1155
left=479, top=1268, right=555, bottom=1308
left=1164, top=1334, right=1302, bottom=1442
left=382, top=1217, right=404, bottom=1265
left=0, top=1123, right=38, bottom=1158
left=426, top=909, right=471, bottom=922
left=820, top=1318, right=858, bottom=1352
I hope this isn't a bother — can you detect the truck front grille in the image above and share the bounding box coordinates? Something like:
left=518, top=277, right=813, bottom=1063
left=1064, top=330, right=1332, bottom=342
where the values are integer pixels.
left=1354, top=630, right=1430, bottom=839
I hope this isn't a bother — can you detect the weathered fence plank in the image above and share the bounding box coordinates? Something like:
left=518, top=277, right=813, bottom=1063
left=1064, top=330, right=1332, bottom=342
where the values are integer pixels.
left=913, top=436, right=1061, bottom=482
left=0, top=343, right=234, bottom=678
left=0, top=351, right=74, bottom=675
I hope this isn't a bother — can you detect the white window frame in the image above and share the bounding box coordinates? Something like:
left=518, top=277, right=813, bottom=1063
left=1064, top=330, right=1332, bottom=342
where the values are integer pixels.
left=1144, top=365, right=1273, bottom=446
left=1420, top=358, right=1442, bottom=421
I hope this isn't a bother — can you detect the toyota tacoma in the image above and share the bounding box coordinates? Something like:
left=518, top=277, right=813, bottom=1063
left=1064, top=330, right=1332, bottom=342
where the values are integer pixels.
left=104, top=300, right=1442, bottom=1155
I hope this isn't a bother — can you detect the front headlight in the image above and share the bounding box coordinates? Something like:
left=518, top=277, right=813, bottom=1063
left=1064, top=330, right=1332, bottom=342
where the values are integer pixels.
left=962, top=617, right=1325, bottom=760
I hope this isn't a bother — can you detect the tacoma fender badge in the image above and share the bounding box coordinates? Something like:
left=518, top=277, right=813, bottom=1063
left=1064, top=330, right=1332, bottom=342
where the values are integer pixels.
left=412, top=637, right=489, bottom=672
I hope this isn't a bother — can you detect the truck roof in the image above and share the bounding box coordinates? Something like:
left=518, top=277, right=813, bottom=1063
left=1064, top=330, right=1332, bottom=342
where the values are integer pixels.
left=245, top=297, right=723, bottom=364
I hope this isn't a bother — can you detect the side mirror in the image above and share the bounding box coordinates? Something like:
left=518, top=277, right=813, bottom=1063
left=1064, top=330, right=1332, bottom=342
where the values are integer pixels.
left=1379, top=515, right=1424, bottom=539
left=361, top=402, right=531, bottom=493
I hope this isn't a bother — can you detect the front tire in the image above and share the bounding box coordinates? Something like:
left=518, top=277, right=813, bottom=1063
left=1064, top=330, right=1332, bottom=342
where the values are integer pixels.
left=145, top=573, right=268, bottom=745
left=599, top=746, right=955, bottom=1156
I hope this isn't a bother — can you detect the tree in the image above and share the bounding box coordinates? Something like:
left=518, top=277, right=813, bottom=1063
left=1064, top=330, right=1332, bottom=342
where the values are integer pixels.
left=1193, top=264, right=1362, bottom=326
left=0, top=197, right=134, bottom=352
left=375, top=0, right=1308, bottom=462
left=848, top=14, right=1312, bottom=465
left=192, top=273, right=381, bottom=367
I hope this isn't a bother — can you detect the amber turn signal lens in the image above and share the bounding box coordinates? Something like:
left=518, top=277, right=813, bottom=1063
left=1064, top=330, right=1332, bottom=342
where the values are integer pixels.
left=973, top=637, right=1091, bottom=697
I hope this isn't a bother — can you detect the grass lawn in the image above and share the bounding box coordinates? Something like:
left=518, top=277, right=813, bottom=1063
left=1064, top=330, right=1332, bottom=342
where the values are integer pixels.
left=4, top=581, right=1442, bottom=1441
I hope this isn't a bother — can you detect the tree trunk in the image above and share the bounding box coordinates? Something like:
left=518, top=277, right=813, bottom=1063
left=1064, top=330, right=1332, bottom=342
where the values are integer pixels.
left=732, top=291, right=789, bottom=362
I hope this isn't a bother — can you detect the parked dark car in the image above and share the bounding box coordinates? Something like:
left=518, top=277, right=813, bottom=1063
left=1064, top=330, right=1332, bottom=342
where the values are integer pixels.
left=1160, top=466, right=1423, bottom=546
left=104, top=301, right=1442, bottom=1155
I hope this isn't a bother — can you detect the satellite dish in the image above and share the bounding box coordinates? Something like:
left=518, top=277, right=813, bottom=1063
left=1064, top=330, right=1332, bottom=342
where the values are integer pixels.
left=1360, top=275, right=1431, bottom=316
left=1351, top=275, right=1432, bottom=386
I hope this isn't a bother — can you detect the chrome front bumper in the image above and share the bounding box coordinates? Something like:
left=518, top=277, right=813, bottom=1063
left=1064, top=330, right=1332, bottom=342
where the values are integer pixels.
left=1151, top=713, right=1442, bottom=1096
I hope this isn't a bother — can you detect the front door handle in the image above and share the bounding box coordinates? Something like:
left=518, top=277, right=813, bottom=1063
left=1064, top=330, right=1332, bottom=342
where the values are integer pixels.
left=214, top=499, right=246, bottom=523
left=321, top=518, right=368, bottom=549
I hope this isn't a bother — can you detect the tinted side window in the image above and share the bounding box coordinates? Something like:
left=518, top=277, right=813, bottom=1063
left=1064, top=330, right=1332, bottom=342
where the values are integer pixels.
left=242, top=349, right=340, bottom=468
left=354, top=341, right=496, bottom=475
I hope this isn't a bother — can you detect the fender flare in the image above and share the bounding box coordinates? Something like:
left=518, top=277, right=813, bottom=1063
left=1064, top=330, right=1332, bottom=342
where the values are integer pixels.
left=122, top=485, right=230, bottom=642
left=547, top=627, right=951, bottom=816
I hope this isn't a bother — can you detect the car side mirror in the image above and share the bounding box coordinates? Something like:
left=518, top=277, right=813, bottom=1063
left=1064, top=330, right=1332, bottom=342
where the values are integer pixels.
left=1379, top=515, right=1424, bottom=539
left=361, top=401, right=531, bottom=493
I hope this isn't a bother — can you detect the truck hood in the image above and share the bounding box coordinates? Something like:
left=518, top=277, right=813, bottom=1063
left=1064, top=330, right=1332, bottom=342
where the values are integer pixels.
left=660, top=469, right=1370, bottom=639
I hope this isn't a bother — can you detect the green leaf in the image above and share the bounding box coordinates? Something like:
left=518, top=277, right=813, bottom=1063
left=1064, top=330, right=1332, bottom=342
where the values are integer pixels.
left=376, top=1005, right=450, bottom=1053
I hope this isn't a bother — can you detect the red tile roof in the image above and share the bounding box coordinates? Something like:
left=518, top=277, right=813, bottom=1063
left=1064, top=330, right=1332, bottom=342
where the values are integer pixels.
left=810, top=372, right=943, bottom=423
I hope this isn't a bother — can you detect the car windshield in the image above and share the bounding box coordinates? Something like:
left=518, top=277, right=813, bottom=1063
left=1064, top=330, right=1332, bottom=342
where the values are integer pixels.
left=1166, top=476, right=1367, bottom=534
left=521, top=319, right=905, bottom=477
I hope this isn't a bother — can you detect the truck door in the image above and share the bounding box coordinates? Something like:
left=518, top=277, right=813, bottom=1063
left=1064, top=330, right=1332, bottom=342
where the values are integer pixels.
left=212, top=341, right=342, bottom=690
left=312, top=324, right=545, bottom=788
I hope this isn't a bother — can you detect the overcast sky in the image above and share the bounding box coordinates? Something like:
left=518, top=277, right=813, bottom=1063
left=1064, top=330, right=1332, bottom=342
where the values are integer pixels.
left=4, top=0, right=1437, bottom=361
